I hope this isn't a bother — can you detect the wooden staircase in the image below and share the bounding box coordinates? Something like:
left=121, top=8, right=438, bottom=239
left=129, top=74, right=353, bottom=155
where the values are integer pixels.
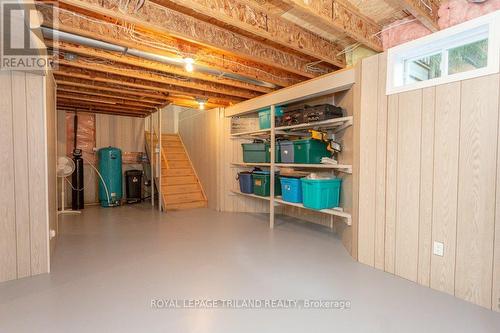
left=146, top=132, right=207, bottom=210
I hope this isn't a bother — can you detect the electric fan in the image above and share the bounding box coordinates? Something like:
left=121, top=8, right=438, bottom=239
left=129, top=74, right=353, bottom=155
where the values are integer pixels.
left=57, top=156, right=81, bottom=215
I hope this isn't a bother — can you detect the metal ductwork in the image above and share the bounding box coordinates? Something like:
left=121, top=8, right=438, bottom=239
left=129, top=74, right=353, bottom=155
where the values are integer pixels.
left=41, top=27, right=278, bottom=89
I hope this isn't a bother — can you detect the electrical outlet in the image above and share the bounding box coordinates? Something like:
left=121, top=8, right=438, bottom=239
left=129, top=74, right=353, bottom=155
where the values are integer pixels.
left=433, top=241, right=444, bottom=256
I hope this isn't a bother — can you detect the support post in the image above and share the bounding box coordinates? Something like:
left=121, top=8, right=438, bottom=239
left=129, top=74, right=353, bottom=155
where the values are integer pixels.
left=158, top=108, right=162, bottom=212
left=150, top=114, right=154, bottom=207
left=270, top=104, right=276, bottom=229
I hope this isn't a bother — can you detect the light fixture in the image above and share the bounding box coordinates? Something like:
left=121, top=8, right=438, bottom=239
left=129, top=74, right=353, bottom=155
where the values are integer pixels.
left=195, top=97, right=208, bottom=110
left=183, top=57, right=195, bottom=72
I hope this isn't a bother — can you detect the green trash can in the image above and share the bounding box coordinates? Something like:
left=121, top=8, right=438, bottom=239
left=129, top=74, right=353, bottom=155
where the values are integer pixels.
left=293, top=138, right=330, bottom=164
left=252, top=171, right=281, bottom=197
left=242, top=143, right=267, bottom=163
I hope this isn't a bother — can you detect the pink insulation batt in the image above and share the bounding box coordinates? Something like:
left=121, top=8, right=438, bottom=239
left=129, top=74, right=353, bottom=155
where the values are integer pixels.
left=381, top=19, right=432, bottom=49
left=382, top=0, right=500, bottom=50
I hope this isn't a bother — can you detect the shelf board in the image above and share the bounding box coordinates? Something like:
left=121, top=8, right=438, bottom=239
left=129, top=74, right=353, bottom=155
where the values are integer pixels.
left=231, top=128, right=270, bottom=137
left=231, top=162, right=271, bottom=167
left=230, top=190, right=271, bottom=201
left=275, top=163, right=352, bottom=173
left=275, top=116, right=353, bottom=132
left=274, top=197, right=351, bottom=225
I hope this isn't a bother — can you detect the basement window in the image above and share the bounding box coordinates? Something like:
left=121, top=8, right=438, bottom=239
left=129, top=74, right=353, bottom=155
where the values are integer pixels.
left=387, top=11, right=500, bottom=95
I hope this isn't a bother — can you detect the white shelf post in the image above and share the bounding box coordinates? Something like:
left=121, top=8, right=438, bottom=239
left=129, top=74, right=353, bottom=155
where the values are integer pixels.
left=270, top=105, right=276, bottom=229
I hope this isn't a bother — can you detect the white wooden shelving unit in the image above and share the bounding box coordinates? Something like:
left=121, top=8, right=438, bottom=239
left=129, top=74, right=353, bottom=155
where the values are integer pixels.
left=225, top=69, right=356, bottom=229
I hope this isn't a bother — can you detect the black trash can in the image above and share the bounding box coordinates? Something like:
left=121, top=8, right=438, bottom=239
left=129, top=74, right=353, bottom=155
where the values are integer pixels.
left=125, top=170, right=143, bottom=204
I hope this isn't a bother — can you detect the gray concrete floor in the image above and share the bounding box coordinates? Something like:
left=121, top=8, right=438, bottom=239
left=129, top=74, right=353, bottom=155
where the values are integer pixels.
left=1, top=204, right=499, bottom=333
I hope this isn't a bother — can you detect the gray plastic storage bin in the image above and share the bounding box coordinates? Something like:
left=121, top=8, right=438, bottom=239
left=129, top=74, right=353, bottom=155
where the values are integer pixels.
left=280, top=141, right=294, bottom=163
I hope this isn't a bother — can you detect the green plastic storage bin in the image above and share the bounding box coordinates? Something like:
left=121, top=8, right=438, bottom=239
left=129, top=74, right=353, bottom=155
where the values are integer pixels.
left=242, top=143, right=267, bottom=163
left=252, top=171, right=281, bottom=197
left=265, top=143, right=281, bottom=163
left=258, top=107, right=284, bottom=129
left=301, top=178, right=342, bottom=210
left=293, top=138, right=330, bottom=164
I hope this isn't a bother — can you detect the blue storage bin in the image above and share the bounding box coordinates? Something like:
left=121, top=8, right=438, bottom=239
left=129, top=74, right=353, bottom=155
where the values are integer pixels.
left=237, top=172, right=253, bottom=194
left=280, top=177, right=303, bottom=203
left=301, top=178, right=342, bottom=210
left=258, top=107, right=284, bottom=129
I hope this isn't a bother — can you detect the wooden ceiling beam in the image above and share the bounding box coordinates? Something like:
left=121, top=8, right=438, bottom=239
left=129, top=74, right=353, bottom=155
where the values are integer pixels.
left=49, top=42, right=263, bottom=100
left=48, top=40, right=274, bottom=94
left=150, top=0, right=345, bottom=67
left=38, top=3, right=303, bottom=88
left=57, top=98, right=153, bottom=112
left=57, top=85, right=164, bottom=106
left=54, top=76, right=170, bottom=101
left=266, top=0, right=383, bottom=51
left=387, top=0, right=439, bottom=31
left=50, top=0, right=331, bottom=78
left=57, top=91, right=160, bottom=109
left=55, top=63, right=241, bottom=105
left=58, top=106, right=150, bottom=117
left=54, top=69, right=231, bottom=107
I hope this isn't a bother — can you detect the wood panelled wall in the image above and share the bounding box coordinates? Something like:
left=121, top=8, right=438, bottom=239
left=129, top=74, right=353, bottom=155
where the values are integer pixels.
left=358, top=53, right=500, bottom=311
left=178, top=108, right=270, bottom=213
left=178, top=108, right=222, bottom=211
left=0, top=71, right=56, bottom=283
left=59, top=113, right=145, bottom=204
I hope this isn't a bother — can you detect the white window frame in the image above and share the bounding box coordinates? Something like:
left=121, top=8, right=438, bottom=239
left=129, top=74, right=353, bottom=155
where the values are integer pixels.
left=387, top=10, right=500, bottom=95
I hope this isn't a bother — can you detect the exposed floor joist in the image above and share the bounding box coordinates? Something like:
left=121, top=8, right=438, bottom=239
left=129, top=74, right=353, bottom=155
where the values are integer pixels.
left=57, top=97, right=156, bottom=112
left=53, top=76, right=170, bottom=101
left=50, top=0, right=333, bottom=78
left=388, top=0, right=439, bottom=31
left=150, top=0, right=345, bottom=67
left=56, top=85, right=165, bottom=106
left=57, top=92, right=160, bottom=109
left=263, top=0, right=383, bottom=51
left=59, top=106, right=151, bottom=117
left=48, top=42, right=265, bottom=100
left=54, top=63, right=243, bottom=105
left=37, top=3, right=303, bottom=88
left=48, top=40, right=274, bottom=95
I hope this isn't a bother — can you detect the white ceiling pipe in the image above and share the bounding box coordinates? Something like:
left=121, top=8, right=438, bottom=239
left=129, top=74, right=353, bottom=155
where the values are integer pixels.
left=41, top=27, right=278, bottom=89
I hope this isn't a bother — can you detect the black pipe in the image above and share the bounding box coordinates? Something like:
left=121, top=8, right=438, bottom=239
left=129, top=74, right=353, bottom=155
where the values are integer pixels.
left=71, top=113, right=84, bottom=210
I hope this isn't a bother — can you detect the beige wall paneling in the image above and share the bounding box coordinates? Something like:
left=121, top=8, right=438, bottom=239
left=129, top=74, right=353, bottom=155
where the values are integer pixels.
left=494, top=89, right=500, bottom=312
left=430, top=82, right=461, bottom=295
left=374, top=53, right=388, bottom=270
left=91, top=114, right=145, bottom=204
left=418, top=87, right=436, bottom=287
left=45, top=75, right=58, bottom=256
left=394, top=90, right=422, bottom=282
left=0, top=72, right=18, bottom=282
left=385, top=94, right=399, bottom=274
left=12, top=72, right=31, bottom=278
left=357, top=55, right=379, bottom=266
left=26, top=73, right=50, bottom=275
left=178, top=108, right=219, bottom=209
left=455, top=75, right=500, bottom=308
